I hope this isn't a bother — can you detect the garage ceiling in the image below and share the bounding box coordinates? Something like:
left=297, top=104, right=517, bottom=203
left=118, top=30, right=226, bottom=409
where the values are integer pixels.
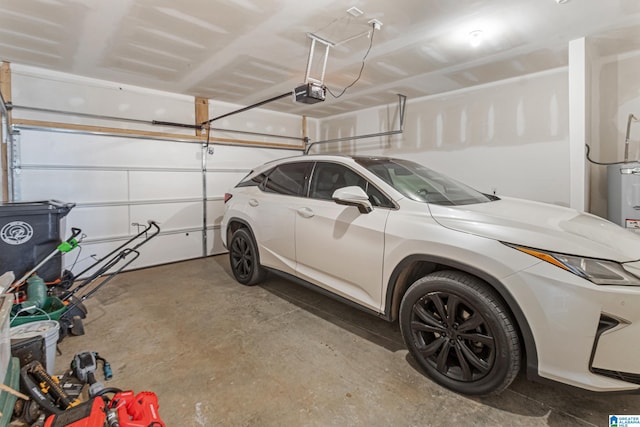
left=0, top=0, right=638, bottom=119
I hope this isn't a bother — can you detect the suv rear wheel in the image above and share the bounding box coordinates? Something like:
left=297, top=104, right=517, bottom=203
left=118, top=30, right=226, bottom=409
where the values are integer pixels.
left=229, top=228, right=265, bottom=286
left=399, top=271, right=520, bottom=395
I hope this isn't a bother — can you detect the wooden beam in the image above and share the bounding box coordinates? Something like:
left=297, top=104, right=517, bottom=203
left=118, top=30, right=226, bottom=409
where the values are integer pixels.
left=1, top=61, right=11, bottom=202
left=15, top=118, right=204, bottom=142
left=302, top=115, right=308, bottom=145
left=207, top=136, right=303, bottom=150
left=0, top=63, right=10, bottom=108
left=195, top=97, right=209, bottom=137
left=13, top=118, right=305, bottom=150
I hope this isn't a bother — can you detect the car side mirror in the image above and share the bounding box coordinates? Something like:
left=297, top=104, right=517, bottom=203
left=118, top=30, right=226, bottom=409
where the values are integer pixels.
left=332, top=186, right=373, bottom=214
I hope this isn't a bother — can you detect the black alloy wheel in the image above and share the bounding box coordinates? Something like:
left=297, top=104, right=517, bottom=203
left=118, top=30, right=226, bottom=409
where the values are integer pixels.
left=229, top=228, right=265, bottom=286
left=399, top=271, right=520, bottom=395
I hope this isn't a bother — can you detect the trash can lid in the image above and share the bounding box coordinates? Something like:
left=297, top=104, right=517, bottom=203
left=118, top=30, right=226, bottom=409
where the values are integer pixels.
left=0, top=200, right=75, bottom=217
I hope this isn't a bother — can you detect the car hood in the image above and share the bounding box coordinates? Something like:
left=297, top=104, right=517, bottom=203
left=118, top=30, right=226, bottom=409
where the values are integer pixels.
left=428, top=197, right=640, bottom=262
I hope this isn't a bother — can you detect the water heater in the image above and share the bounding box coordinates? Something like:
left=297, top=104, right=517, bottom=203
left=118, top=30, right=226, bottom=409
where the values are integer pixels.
left=608, top=163, right=640, bottom=233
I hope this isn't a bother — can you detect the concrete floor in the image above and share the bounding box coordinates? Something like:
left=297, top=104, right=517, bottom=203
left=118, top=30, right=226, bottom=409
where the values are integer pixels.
left=50, top=255, right=639, bottom=426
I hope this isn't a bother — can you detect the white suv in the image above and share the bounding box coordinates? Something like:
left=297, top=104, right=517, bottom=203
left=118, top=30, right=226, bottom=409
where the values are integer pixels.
left=221, top=154, right=640, bottom=395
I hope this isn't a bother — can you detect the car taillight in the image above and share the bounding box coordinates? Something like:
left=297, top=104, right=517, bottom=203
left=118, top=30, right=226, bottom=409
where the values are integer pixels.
left=224, top=193, right=233, bottom=203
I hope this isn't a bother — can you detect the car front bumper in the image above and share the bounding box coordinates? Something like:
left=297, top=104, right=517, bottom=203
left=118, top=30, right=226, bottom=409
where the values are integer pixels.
left=504, top=260, right=640, bottom=392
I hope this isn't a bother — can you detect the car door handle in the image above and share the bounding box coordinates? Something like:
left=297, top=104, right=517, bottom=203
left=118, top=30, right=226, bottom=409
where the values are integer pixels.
left=297, top=207, right=314, bottom=218
left=249, top=199, right=259, bottom=207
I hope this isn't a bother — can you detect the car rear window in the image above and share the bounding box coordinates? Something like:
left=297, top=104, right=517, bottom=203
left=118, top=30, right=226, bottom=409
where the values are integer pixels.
left=262, top=162, right=311, bottom=196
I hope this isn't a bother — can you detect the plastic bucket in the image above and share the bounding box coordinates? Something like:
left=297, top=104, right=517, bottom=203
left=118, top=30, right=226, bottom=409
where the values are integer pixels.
left=9, top=320, right=60, bottom=375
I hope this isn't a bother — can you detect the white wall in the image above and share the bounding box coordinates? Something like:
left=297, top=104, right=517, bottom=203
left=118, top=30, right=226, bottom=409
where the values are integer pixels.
left=7, top=64, right=304, bottom=276
left=313, top=69, right=571, bottom=206
left=11, top=64, right=195, bottom=133
left=210, top=99, right=314, bottom=146
left=590, top=50, right=640, bottom=218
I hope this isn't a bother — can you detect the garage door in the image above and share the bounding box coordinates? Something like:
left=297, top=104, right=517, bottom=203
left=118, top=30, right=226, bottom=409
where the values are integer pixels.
left=11, top=125, right=298, bottom=277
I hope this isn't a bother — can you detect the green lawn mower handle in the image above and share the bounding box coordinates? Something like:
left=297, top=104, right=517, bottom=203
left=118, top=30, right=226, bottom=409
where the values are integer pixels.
left=58, top=227, right=82, bottom=253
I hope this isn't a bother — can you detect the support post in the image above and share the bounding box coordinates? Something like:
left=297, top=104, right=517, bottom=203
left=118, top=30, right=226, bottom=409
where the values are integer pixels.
left=302, top=115, right=308, bottom=147
left=196, top=97, right=210, bottom=257
left=195, top=97, right=209, bottom=136
left=0, top=62, right=11, bottom=202
left=568, top=38, right=590, bottom=212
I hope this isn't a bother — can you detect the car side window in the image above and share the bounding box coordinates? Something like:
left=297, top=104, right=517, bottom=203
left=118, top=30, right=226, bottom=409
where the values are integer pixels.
left=364, top=182, right=395, bottom=209
left=236, top=171, right=267, bottom=188
left=310, top=162, right=394, bottom=208
left=309, top=163, right=350, bottom=200
left=261, top=162, right=311, bottom=196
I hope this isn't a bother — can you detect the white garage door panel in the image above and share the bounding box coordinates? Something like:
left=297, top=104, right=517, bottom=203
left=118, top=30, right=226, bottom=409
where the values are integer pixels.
left=14, top=122, right=299, bottom=273
left=18, top=170, right=128, bottom=202
left=128, top=171, right=201, bottom=200
left=63, top=232, right=202, bottom=279
left=206, top=200, right=225, bottom=228
left=18, top=130, right=201, bottom=169
left=64, top=206, right=130, bottom=240
left=129, top=202, right=202, bottom=233
left=206, top=145, right=298, bottom=170
left=61, top=239, right=139, bottom=278
left=206, top=171, right=246, bottom=196
left=207, top=228, right=226, bottom=256
left=125, top=232, right=202, bottom=269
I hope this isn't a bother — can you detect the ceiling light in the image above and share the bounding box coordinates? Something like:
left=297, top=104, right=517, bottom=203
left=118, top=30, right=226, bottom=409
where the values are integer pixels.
left=468, top=30, right=483, bottom=47
left=555, top=0, right=569, bottom=3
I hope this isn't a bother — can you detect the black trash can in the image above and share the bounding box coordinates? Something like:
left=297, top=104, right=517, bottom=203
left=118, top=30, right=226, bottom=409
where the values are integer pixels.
left=0, top=200, right=75, bottom=282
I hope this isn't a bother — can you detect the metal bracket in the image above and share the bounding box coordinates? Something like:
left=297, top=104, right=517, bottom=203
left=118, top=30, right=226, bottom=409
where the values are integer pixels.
left=305, top=94, right=407, bottom=154
left=624, top=113, right=639, bottom=162
left=620, top=167, right=640, bottom=175
left=304, top=24, right=377, bottom=86
left=305, top=33, right=334, bottom=85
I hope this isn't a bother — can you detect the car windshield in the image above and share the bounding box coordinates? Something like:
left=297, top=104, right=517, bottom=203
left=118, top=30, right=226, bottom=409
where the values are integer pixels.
left=355, top=158, right=493, bottom=206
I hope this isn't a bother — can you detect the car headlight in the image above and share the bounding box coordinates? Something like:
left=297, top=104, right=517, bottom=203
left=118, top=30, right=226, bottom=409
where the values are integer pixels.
left=505, top=243, right=640, bottom=286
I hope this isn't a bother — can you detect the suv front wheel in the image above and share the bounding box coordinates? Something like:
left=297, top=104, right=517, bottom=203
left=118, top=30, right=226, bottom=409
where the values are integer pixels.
left=399, top=271, right=520, bottom=395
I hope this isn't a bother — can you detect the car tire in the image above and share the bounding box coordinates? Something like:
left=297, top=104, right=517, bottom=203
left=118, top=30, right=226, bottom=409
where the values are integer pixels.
left=229, top=228, right=265, bottom=286
left=399, top=270, right=520, bottom=395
